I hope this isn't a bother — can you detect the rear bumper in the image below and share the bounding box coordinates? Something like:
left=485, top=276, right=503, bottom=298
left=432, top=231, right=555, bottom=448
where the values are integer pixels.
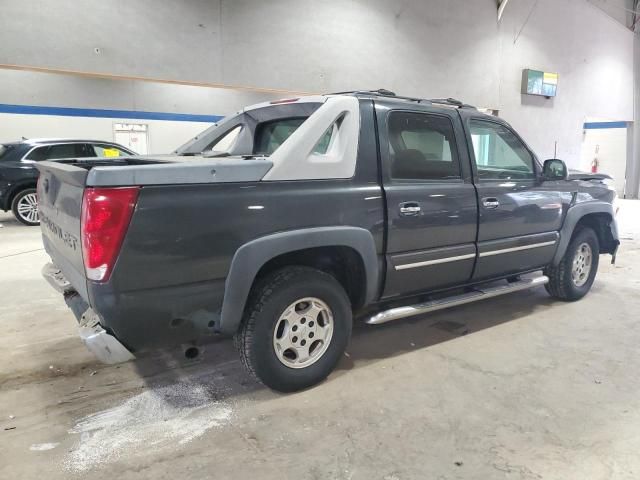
left=43, top=261, right=226, bottom=353
left=78, top=308, right=135, bottom=364
left=42, top=262, right=135, bottom=364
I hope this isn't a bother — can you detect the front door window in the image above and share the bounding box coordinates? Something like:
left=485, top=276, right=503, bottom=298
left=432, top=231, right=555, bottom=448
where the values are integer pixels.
left=470, top=120, right=535, bottom=180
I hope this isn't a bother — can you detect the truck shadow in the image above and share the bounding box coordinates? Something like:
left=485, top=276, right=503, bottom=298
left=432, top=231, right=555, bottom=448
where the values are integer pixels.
left=130, top=287, right=557, bottom=404
left=339, top=288, right=554, bottom=373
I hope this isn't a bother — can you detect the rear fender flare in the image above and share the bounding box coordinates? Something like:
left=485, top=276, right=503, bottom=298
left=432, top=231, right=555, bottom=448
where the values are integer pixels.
left=219, top=227, right=379, bottom=335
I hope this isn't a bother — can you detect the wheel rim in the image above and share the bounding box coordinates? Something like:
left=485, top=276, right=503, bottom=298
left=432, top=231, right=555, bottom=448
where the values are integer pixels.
left=272, top=297, right=334, bottom=369
left=17, top=193, right=39, bottom=224
left=571, top=242, right=593, bottom=287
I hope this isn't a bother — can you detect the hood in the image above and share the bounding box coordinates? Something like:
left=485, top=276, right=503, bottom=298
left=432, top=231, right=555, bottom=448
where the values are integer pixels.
left=568, top=169, right=612, bottom=181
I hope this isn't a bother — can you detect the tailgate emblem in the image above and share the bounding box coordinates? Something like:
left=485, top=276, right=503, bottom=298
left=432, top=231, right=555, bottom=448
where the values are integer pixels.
left=40, top=212, right=79, bottom=251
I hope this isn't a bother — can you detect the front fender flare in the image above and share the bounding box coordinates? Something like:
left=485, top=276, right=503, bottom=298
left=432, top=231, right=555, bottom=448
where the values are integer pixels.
left=552, top=201, right=618, bottom=265
left=218, top=227, right=379, bottom=335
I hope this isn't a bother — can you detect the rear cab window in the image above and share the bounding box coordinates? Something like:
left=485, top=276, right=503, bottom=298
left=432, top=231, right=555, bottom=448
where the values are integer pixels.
left=175, top=100, right=325, bottom=157
left=254, top=118, right=306, bottom=155
left=253, top=116, right=339, bottom=156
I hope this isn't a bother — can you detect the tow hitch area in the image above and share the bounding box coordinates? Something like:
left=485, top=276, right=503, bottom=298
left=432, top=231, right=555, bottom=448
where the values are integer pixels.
left=78, top=309, right=135, bottom=365
left=41, top=263, right=75, bottom=295
left=42, top=262, right=134, bottom=364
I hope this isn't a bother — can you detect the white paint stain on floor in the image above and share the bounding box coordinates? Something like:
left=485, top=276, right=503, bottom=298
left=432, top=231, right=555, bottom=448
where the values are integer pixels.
left=30, top=442, right=60, bottom=451
left=64, top=380, right=233, bottom=472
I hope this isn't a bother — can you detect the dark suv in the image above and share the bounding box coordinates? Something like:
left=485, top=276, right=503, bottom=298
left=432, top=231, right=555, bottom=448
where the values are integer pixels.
left=0, top=139, right=134, bottom=225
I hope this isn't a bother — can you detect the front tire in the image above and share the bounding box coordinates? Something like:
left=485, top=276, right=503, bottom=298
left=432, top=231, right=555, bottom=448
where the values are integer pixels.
left=235, top=266, right=352, bottom=392
left=545, top=227, right=599, bottom=301
left=11, top=188, right=40, bottom=226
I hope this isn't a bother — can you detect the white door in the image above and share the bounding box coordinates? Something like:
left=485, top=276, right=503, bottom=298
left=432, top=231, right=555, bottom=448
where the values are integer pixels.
left=580, top=124, right=628, bottom=197
left=114, top=123, right=149, bottom=155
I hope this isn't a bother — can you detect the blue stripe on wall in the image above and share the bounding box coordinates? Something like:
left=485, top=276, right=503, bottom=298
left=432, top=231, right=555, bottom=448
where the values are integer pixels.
left=583, top=121, right=628, bottom=130
left=0, top=103, right=223, bottom=123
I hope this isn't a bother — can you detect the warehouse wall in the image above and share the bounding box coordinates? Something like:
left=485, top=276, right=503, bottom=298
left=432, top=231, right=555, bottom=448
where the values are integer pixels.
left=0, top=113, right=212, bottom=154
left=0, top=0, right=635, bottom=168
left=498, top=0, right=634, bottom=164
left=0, top=0, right=500, bottom=103
left=0, top=70, right=281, bottom=116
left=0, top=69, right=283, bottom=151
left=586, top=0, right=636, bottom=26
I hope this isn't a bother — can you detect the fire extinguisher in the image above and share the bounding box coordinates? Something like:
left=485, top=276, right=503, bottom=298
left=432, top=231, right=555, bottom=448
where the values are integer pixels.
left=591, top=144, right=600, bottom=173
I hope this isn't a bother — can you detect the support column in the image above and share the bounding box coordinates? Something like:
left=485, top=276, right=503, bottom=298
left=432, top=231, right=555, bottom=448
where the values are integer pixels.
left=630, top=32, right=640, bottom=198
left=498, top=0, right=510, bottom=22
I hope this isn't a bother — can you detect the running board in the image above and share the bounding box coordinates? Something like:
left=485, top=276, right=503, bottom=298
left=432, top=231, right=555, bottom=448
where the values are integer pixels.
left=365, top=276, right=549, bottom=325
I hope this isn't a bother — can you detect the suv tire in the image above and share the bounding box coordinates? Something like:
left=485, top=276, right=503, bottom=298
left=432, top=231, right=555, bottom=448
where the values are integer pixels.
left=545, top=227, right=599, bottom=301
left=11, top=188, right=40, bottom=226
left=235, top=266, right=352, bottom=392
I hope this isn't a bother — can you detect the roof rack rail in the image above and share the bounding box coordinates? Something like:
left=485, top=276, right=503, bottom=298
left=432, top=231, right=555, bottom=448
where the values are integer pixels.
left=330, top=90, right=477, bottom=109
left=330, top=89, right=424, bottom=103
left=428, top=97, right=477, bottom=109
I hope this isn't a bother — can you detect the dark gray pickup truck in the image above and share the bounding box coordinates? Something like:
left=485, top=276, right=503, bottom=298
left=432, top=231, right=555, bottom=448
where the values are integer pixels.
left=37, top=90, right=619, bottom=392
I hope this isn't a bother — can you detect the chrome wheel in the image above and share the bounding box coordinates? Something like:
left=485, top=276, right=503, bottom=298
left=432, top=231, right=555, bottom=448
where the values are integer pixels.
left=571, top=242, right=592, bottom=287
left=16, top=192, right=39, bottom=224
left=272, top=297, right=334, bottom=369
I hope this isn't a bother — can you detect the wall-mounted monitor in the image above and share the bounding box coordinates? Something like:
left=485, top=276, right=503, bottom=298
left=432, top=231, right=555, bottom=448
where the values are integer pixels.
left=522, top=69, right=558, bottom=98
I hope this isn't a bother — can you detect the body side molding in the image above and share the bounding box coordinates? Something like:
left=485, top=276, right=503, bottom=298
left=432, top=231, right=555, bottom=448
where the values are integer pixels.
left=219, top=226, right=380, bottom=335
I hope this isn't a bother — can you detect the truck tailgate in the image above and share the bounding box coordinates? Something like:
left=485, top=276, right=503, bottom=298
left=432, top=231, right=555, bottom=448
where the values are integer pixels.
left=36, top=161, right=90, bottom=301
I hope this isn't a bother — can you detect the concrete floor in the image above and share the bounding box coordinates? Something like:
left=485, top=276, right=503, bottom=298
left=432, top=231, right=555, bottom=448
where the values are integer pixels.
left=1, top=201, right=639, bottom=480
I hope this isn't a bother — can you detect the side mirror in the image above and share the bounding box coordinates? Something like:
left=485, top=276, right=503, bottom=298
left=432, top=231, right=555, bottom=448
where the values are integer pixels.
left=542, top=159, right=568, bottom=181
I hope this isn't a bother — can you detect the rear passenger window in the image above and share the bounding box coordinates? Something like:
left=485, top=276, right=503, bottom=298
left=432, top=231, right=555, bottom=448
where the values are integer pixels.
left=388, top=112, right=461, bottom=180
left=92, top=144, right=131, bottom=157
left=25, top=143, right=87, bottom=161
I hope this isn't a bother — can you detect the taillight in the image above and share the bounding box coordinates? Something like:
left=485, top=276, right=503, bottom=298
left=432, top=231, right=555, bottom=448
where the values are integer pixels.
left=81, top=187, right=139, bottom=282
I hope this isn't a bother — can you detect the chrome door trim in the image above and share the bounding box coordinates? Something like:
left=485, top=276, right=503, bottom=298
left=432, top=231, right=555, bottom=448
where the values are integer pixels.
left=479, top=240, right=557, bottom=258
left=395, top=253, right=476, bottom=271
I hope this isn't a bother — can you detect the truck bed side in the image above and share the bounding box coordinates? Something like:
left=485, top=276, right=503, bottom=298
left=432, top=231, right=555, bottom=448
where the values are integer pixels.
left=36, top=98, right=385, bottom=351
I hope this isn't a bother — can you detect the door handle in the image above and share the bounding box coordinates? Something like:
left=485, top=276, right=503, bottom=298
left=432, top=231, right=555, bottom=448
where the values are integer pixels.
left=399, top=202, right=421, bottom=216
left=482, top=197, right=500, bottom=209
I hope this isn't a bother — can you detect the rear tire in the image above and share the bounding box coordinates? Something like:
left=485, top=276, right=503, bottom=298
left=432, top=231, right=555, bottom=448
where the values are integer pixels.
left=235, top=266, right=352, bottom=392
left=11, top=188, right=40, bottom=226
left=544, top=227, right=599, bottom=301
